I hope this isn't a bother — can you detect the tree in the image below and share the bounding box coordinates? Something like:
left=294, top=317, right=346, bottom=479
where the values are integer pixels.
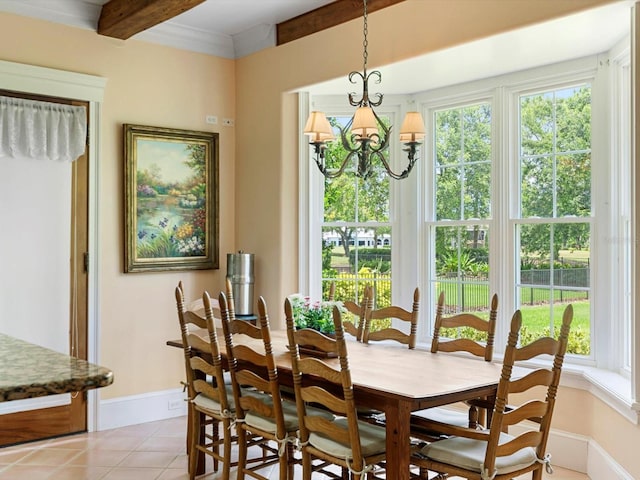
left=519, top=87, right=591, bottom=258
left=434, top=104, right=492, bottom=274
left=137, top=163, right=162, bottom=189
left=184, top=144, right=206, bottom=177
left=322, top=116, right=390, bottom=260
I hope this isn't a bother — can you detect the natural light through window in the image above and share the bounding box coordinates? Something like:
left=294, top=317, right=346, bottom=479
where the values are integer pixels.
left=431, top=104, right=493, bottom=326
left=321, top=115, right=393, bottom=309
left=515, top=86, right=592, bottom=355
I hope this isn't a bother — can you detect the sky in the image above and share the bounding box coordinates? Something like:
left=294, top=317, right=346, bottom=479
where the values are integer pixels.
left=136, top=138, right=194, bottom=183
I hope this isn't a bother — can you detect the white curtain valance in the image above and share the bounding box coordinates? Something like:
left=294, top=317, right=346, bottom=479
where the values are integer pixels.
left=0, top=96, right=87, bottom=162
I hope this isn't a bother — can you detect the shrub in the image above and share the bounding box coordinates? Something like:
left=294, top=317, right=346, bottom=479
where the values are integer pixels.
left=519, top=325, right=590, bottom=355
left=440, top=324, right=589, bottom=355
left=348, top=248, right=391, bottom=272
left=137, top=184, right=157, bottom=197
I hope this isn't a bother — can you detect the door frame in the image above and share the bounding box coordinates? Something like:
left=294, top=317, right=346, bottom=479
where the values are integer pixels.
left=0, top=60, right=107, bottom=431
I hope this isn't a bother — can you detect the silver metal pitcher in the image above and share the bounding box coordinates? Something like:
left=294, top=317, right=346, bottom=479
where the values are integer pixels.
left=226, top=251, right=254, bottom=316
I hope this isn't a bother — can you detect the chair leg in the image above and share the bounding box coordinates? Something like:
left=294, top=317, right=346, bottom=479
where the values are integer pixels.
left=212, top=420, right=219, bottom=472
left=287, top=442, right=295, bottom=480
left=302, top=451, right=312, bottom=480
left=237, top=427, right=248, bottom=480
left=187, top=405, right=199, bottom=480
left=278, top=444, right=288, bottom=480
left=220, top=419, right=232, bottom=480
left=469, top=404, right=479, bottom=429
left=341, top=466, right=349, bottom=479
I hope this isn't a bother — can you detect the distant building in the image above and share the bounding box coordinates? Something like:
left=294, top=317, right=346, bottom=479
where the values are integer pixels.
left=323, top=229, right=391, bottom=247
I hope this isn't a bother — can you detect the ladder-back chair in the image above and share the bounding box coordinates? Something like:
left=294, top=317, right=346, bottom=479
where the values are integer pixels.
left=219, top=293, right=296, bottom=480
left=343, top=284, right=373, bottom=342
left=362, top=287, right=420, bottom=349
left=411, top=292, right=499, bottom=435
left=431, top=291, right=498, bottom=361
left=285, top=299, right=387, bottom=479
left=175, top=283, right=234, bottom=480
left=411, top=304, right=573, bottom=480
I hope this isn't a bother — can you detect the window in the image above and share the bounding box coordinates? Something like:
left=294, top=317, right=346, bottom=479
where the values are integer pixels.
left=425, top=84, right=594, bottom=356
left=611, top=50, right=632, bottom=374
left=305, top=51, right=630, bottom=375
left=515, top=86, right=592, bottom=355
left=321, top=115, right=393, bottom=308
left=430, top=103, right=493, bottom=324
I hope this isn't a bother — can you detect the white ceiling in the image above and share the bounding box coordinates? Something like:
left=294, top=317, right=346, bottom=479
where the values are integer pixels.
left=0, top=0, right=632, bottom=95
left=306, top=1, right=633, bottom=95
left=0, top=0, right=334, bottom=58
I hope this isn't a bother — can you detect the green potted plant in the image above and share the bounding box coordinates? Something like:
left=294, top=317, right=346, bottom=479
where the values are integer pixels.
left=288, top=294, right=345, bottom=336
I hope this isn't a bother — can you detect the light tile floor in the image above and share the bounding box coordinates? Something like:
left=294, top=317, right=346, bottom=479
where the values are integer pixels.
left=0, top=416, right=589, bottom=479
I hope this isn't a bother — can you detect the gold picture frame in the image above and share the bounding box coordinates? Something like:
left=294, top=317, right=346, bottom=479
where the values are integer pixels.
left=124, top=124, right=219, bottom=273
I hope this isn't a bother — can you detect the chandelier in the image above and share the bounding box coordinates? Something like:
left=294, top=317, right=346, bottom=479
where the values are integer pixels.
left=303, top=0, right=425, bottom=180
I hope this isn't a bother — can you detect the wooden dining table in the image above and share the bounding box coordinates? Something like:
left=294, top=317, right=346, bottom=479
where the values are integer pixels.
left=168, top=328, right=511, bottom=479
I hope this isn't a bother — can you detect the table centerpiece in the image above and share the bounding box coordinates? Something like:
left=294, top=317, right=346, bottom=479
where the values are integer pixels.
left=287, top=294, right=346, bottom=357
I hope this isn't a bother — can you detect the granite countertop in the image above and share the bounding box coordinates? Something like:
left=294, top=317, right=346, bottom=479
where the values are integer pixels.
left=0, top=333, right=113, bottom=402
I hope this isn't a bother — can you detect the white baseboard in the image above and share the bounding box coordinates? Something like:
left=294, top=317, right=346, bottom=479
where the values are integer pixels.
left=97, top=390, right=634, bottom=478
left=97, top=388, right=187, bottom=431
left=510, top=424, right=587, bottom=472
left=506, top=424, right=633, bottom=478
left=587, top=439, right=634, bottom=480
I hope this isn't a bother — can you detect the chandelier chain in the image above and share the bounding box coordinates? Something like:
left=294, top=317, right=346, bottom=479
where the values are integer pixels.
left=362, top=0, right=368, bottom=74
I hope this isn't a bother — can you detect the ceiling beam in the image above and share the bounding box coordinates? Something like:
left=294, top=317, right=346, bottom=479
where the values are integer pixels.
left=98, top=0, right=205, bottom=40
left=277, top=0, right=406, bottom=46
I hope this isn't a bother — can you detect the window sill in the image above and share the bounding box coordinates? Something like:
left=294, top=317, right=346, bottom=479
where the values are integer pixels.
left=510, top=358, right=639, bottom=424
left=414, top=342, right=639, bottom=423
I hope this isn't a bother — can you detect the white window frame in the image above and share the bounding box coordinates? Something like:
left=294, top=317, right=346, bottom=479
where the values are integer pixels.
left=510, top=78, right=596, bottom=367
left=301, top=40, right=637, bottom=420
left=422, top=90, right=498, bottom=343
left=609, top=42, right=633, bottom=376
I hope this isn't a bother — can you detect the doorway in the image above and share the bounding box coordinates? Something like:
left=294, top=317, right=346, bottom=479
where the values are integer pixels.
left=0, top=92, right=89, bottom=446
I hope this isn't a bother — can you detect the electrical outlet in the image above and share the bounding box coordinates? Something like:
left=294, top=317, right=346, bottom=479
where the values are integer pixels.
left=222, top=118, right=234, bottom=127
left=168, top=399, right=182, bottom=410
left=205, top=115, right=217, bottom=125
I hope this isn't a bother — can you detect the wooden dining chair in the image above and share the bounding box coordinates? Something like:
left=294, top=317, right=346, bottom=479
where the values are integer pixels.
left=431, top=291, right=498, bottom=361
left=343, top=284, right=373, bottom=342
left=175, top=283, right=234, bottom=480
left=325, top=282, right=372, bottom=342
left=362, top=287, right=420, bottom=348
left=219, top=293, right=292, bottom=480
left=411, top=304, right=573, bottom=480
left=411, top=291, right=499, bottom=436
left=284, top=299, right=387, bottom=480
left=327, top=280, right=336, bottom=301
left=220, top=294, right=335, bottom=480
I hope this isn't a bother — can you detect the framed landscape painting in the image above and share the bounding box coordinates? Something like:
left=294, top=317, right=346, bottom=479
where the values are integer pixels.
left=124, top=124, right=219, bottom=273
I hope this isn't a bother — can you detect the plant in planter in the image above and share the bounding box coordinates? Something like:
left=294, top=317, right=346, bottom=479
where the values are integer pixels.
left=288, top=294, right=346, bottom=336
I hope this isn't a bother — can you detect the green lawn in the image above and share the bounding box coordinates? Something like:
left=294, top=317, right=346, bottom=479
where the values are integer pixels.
left=519, top=301, right=588, bottom=330
left=331, top=254, right=350, bottom=267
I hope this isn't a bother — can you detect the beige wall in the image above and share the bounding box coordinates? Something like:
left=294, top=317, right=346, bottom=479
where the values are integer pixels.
left=517, top=386, right=640, bottom=478
left=1, top=0, right=637, bottom=474
left=0, top=12, right=236, bottom=399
